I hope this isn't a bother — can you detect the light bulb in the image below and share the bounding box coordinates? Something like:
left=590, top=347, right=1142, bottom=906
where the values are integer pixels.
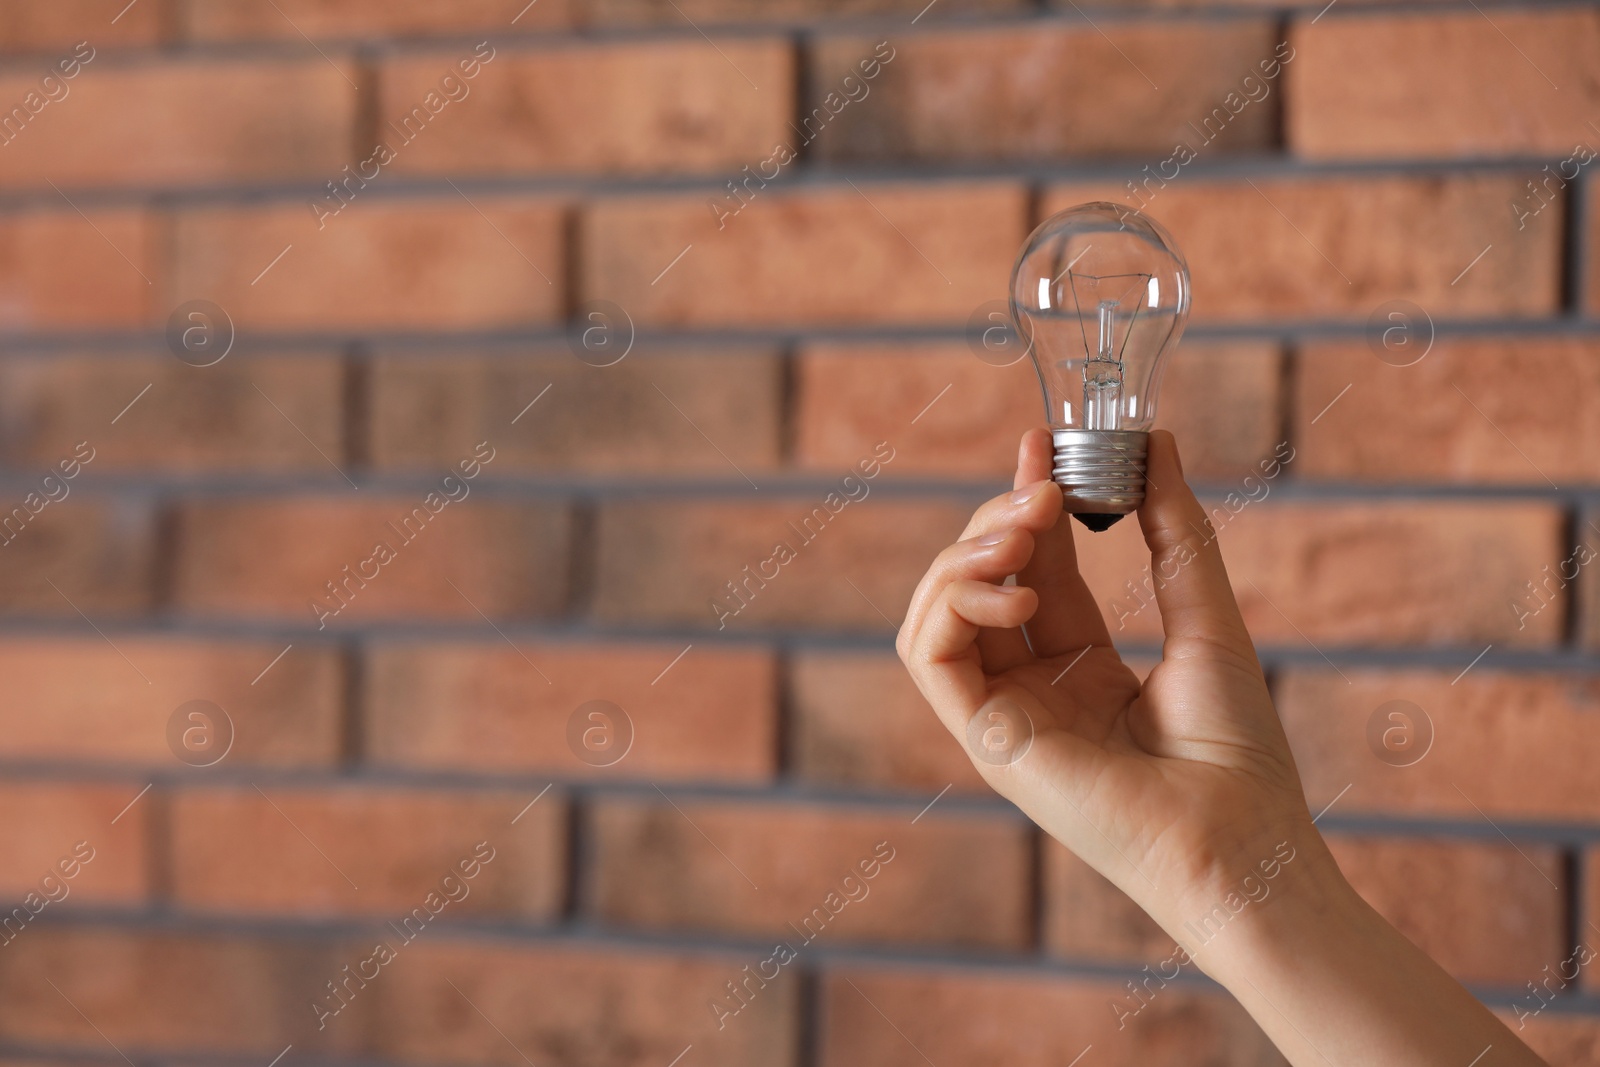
left=1009, top=202, right=1191, bottom=531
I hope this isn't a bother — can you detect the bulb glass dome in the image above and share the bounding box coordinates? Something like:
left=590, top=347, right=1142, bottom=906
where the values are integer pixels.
left=1010, top=203, right=1190, bottom=433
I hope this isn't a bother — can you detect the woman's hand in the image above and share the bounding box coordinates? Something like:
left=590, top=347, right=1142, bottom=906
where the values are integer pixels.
left=897, top=427, right=1331, bottom=935
left=897, top=427, right=1548, bottom=1067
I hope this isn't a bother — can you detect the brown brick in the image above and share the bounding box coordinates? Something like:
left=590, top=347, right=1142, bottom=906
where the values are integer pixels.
left=171, top=498, right=570, bottom=625
left=0, top=210, right=157, bottom=330
left=1042, top=838, right=1170, bottom=965
left=590, top=796, right=1031, bottom=949
left=1281, top=669, right=1600, bottom=822
left=1329, top=834, right=1564, bottom=986
left=0, top=928, right=348, bottom=1055
left=173, top=199, right=563, bottom=331
left=1583, top=508, right=1600, bottom=652
left=588, top=0, right=1021, bottom=24
left=364, top=940, right=798, bottom=1067
left=1288, top=10, right=1600, bottom=159
left=368, top=347, right=782, bottom=476
left=582, top=182, right=1024, bottom=327
left=0, top=497, right=154, bottom=616
left=170, top=785, right=563, bottom=919
left=0, top=639, right=341, bottom=767
left=593, top=498, right=967, bottom=630
left=381, top=40, right=793, bottom=176
left=0, top=353, right=344, bottom=472
left=0, top=3, right=163, bottom=50
left=1294, top=339, right=1600, bottom=485
left=818, top=966, right=1280, bottom=1066
left=1045, top=175, right=1559, bottom=323
left=0, top=58, right=356, bottom=189
left=793, top=340, right=1282, bottom=480
left=789, top=651, right=986, bottom=794
left=1582, top=176, right=1600, bottom=315
left=0, top=782, right=150, bottom=906
left=812, top=22, right=1277, bottom=162
left=365, top=641, right=776, bottom=782
left=1080, top=500, right=1565, bottom=647
left=184, top=0, right=570, bottom=37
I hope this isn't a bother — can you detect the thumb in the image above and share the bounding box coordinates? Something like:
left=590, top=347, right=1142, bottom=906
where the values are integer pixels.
left=1136, top=431, right=1256, bottom=657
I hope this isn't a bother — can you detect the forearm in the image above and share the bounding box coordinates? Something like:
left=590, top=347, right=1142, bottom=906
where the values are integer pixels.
left=1186, top=835, right=1544, bottom=1067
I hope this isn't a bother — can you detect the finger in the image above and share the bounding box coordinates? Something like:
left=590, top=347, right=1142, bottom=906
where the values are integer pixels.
left=1012, top=427, right=1053, bottom=491
left=1010, top=428, right=1115, bottom=657
left=903, top=579, right=1039, bottom=734
left=956, top=476, right=1062, bottom=543
left=1135, top=431, right=1254, bottom=653
left=900, top=526, right=1039, bottom=655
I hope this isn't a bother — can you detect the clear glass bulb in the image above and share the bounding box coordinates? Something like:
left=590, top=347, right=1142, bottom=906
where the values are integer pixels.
left=1009, top=203, right=1191, bottom=530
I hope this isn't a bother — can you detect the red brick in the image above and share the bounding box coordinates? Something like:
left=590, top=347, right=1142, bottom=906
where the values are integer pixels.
left=184, top=0, right=570, bottom=38
left=1294, top=340, right=1600, bottom=485
left=0, top=928, right=347, bottom=1055
left=789, top=651, right=986, bottom=793
left=0, top=210, right=157, bottom=330
left=170, top=785, right=563, bottom=919
left=593, top=498, right=968, bottom=630
left=368, top=347, right=782, bottom=475
left=1045, top=175, right=1560, bottom=323
left=0, top=497, right=155, bottom=616
left=1328, top=835, right=1564, bottom=986
left=172, top=199, right=563, bottom=331
left=1281, top=669, right=1600, bottom=822
left=365, top=641, right=775, bottom=782
left=171, top=498, right=570, bottom=625
left=793, top=341, right=1282, bottom=480
left=1582, top=179, right=1600, bottom=315
left=1583, top=509, right=1600, bottom=652
left=0, top=3, right=164, bottom=50
left=590, top=796, right=1031, bottom=949
left=1078, top=500, right=1565, bottom=647
left=0, top=354, right=344, bottom=472
left=0, top=58, right=356, bottom=189
left=1042, top=839, right=1170, bottom=965
left=582, top=182, right=1024, bottom=327
left=363, top=940, right=798, bottom=1067
left=381, top=40, right=793, bottom=176
left=0, top=639, right=341, bottom=767
left=0, top=783, right=149, bottom=906
left=1288, top=10, right=1600, bottom=159
left=812, top=22, right=1277, bottom=162
left=588, top=0, right=1021, bottom=24
left=818, top=966, right=1279, bottom=1066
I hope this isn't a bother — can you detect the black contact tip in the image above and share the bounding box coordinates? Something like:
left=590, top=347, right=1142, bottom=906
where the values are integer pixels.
left=1073, top=512, right=1124, bottom=532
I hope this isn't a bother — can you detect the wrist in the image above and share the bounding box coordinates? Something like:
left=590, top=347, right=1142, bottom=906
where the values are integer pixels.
left=1172, top=827, right=1363, bottom=985
left=1154, top=820, right=1358, bottom=981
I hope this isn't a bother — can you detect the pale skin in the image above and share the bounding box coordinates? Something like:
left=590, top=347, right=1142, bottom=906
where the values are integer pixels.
left=897, top=428, right=1546, bottom=1067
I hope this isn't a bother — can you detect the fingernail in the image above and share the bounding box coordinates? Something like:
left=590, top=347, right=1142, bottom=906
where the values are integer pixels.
left=1010, top=480, right=1049, bottom=504
left=994, top=583, right=1026, bottom=594
left=977, top=528, right=1011, bottom=546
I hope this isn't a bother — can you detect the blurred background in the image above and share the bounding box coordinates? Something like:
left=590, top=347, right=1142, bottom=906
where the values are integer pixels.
left=0, top=0, right=1596, bottom=1064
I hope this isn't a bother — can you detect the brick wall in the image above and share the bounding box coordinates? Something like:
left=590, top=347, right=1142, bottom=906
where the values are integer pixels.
left=0, top=1, right=1597, bottom=1066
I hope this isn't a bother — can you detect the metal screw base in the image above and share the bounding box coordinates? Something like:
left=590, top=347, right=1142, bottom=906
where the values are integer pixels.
left=1051, top=429, right=1149, bottom=530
